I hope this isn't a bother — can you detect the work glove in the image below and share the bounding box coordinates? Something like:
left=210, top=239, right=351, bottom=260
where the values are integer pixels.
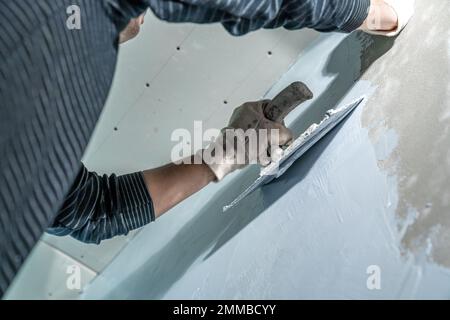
left=203, top=82, right=313, bottom=181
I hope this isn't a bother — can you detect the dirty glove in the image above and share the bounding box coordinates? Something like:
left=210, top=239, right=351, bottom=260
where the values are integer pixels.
left=203, top=82, right=313, bottom=181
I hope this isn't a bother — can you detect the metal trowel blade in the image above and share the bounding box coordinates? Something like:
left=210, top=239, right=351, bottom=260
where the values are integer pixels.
left=223, top=97, right=365, bottom=212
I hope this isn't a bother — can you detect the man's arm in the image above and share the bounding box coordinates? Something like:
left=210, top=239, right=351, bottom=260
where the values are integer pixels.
left=48, top=82, right=309, bottom=245
left=44, top=0, right=374, bottom=246
left=48, top=160, right=215, bottom=244
left=143, top=156, right=216, bottom=218
left=147, top=0, right=371, bottom=35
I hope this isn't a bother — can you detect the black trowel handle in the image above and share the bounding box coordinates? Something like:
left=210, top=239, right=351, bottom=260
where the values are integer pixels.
left=264, top=82, right=313, bottom=122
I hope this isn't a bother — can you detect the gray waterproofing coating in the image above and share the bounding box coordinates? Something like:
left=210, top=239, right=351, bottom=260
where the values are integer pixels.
left=81, top=0, right=450, bottom=299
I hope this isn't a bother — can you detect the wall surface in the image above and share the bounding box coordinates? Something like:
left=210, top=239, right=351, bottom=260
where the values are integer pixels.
left=6, top=0, right=450, bottom=299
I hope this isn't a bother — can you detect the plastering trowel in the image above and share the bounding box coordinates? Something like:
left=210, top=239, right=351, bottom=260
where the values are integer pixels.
left=223, top=83, right=364, bottom=212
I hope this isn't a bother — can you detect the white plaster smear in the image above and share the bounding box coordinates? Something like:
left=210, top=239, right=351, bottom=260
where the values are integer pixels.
left=82, top=32, right=450, bottom=299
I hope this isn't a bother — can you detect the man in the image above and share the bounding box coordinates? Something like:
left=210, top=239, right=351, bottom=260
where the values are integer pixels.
left=0, top=0, right=413, bottom=295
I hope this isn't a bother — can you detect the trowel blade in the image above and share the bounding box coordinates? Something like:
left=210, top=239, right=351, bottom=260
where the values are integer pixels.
left=223, top=97, right=365, bottom=212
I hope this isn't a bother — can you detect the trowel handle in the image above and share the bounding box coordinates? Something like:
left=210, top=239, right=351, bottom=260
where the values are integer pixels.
left=264, top=81, right=313, bottom=122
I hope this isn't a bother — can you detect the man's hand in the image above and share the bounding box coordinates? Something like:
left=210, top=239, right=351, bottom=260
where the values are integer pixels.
left=143, top=82, right=313, bottom=217
left=204, top=82, right=313, bottom=181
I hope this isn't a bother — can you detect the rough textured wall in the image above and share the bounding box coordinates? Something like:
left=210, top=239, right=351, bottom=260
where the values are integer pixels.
left=361, top=0, right=450, bottom=268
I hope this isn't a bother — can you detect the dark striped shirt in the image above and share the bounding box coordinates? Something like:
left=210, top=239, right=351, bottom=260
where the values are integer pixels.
left=47, top=165, right=154, bottom=244
left=0, top=0, right=369, bottom=295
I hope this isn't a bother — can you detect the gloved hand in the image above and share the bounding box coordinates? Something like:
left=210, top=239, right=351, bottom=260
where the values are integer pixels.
left=203, top=82, right=313, bottom=181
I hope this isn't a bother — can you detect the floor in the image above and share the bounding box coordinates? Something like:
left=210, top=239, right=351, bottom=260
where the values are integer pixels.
left=5, top=0, right=450, bottom=299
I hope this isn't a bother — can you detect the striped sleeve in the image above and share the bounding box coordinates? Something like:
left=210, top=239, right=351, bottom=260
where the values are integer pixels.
left=146, top=0, right=371, bottom=35
left=47, top=164, right=155, bottom=244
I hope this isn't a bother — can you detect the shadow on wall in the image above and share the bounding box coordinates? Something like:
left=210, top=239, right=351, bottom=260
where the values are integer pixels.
left=110, top=32, right=395, bottom=299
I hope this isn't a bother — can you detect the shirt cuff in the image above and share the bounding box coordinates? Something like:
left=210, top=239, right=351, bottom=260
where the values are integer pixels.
left=117, top=171, right=156, bottom=225
left=340, top=0, right=371, bottom=33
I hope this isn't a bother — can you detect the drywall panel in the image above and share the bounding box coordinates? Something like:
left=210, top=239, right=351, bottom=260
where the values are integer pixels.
left=84, top=18, right=319, bottom=172
left=82, top=0, right=450, bottom=299
left=41, top=231, right=140, bottom=273
left=4, top=241, right=96, bottom=300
